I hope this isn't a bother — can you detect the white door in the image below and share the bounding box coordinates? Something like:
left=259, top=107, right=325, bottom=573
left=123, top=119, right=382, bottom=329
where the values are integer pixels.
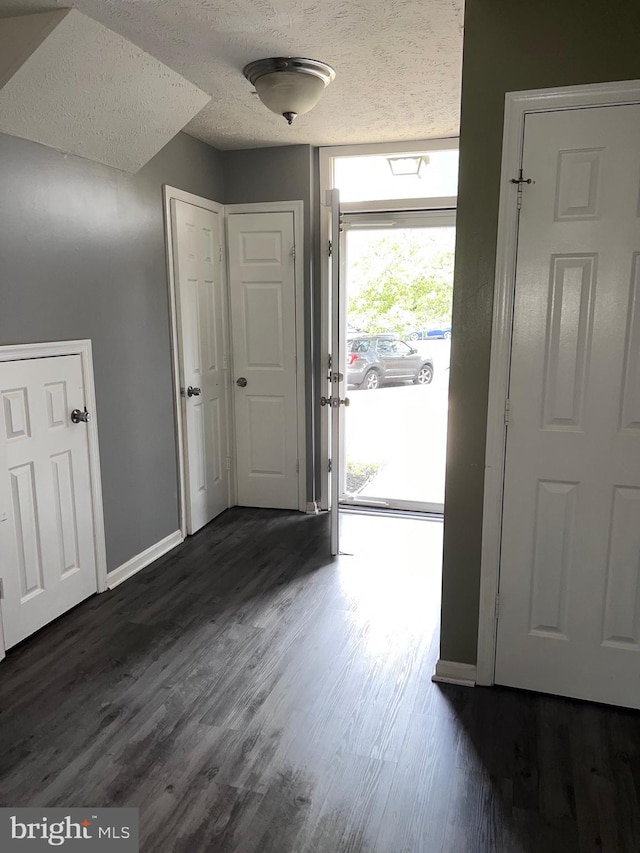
left=227, top=211, right=300, bottom=509
left=495, top=103, right=640, bottom=708
left=327, top=189, right=345, bottom=555
left=0, top=355, right=97, bottom=649
left=171, top=199, right=230, bottom=534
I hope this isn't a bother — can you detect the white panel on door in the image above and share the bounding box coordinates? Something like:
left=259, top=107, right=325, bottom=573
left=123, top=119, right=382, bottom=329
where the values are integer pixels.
left=529, top=480, right=577, bottom=638
left=243, top=283, right=284, bottom=368
left=10, top=462, right=44, bottom=599
left=3, top=387, right=30, bottom=440
left=185, top=221, right=197, bottom=261
left=51, top=450, right=80, bottom=576
left=193, top=401, right=207, bottom=494
left=198, top=226, right=214, bottom=264
left=555, top=148, right=603, bottom=220
left=602, top=486, right=640, bottom=648
left=247, top=396, right=286, bottom=476
left=45, top=381, right=68, bottom=429
left=203, top=281, right=219, bottom=373
left=241, top=232, right=282, bottom=264
left=189, top=278, right=202, bottom=376
left=208, top=397, right=222, bottom=486
left=542, top=255, right=596, bottom=430
left=620, top=254, right=640, bottom=431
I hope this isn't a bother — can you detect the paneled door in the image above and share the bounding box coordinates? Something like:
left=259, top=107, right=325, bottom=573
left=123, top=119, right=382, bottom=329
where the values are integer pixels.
left=227, top=211, right=299, bottom=509
left=495, top=104, right=640, bottom=708
left=171, top=199, right=230, bottom=534
left=0, top=355, right=98, bottom=649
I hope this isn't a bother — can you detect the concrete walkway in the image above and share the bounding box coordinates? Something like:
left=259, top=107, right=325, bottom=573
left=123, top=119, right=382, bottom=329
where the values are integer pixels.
left=345, top=340, right=450, bottom=507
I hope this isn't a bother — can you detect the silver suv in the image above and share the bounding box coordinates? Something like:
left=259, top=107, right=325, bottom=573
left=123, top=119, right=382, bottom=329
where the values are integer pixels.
left=347, top=334, right=434, bottom=390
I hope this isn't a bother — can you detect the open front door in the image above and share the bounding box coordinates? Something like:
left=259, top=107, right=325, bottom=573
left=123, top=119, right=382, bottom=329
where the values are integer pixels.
left=326, top=189, right=348, bottom=555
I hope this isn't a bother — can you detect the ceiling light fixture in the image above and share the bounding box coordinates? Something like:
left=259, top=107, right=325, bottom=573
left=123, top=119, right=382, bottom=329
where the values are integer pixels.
left=243, top=57, right=335, bottom=125
left=387, top=155, right=430, bottom=177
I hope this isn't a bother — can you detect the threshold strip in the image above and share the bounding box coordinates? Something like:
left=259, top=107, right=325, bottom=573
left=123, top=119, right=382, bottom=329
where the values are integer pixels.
left=339, top=504, right=443, bottom=522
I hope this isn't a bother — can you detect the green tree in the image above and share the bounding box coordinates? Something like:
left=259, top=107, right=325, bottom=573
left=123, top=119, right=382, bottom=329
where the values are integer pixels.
left=348, top=231, right=454, bottom=337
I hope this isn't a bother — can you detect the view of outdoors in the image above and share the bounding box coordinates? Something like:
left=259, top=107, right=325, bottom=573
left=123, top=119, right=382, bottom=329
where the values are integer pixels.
left=342, top=225, right=455, bottom=509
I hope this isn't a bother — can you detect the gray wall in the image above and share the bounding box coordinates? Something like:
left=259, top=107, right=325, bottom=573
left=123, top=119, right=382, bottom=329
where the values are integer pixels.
left=441, top=0, right=640, bottom=663
left=0, top=131, right=225, bottom=572
left=224, top=145, right=317, bottom=502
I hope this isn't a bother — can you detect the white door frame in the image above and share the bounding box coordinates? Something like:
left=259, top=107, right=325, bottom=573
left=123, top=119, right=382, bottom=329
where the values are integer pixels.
left=224, top=200, right=307, bottom=514
left=318, top=138, right=459, bottom=511
left=163, top=185, right=229, bottom=536
left=477, top=79, right=640, bottom=686
left=0, top=338, right=108, bottom=661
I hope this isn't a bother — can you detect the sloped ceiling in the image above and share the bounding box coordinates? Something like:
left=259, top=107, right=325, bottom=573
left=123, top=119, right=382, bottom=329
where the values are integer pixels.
left=0, top=9, right=211, bottom=171
left=0, top=0, right=464, bottom=151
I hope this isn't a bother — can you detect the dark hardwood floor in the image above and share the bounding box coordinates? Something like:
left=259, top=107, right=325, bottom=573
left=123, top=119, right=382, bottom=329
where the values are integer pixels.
left=1, top=508, right=639, bottom=852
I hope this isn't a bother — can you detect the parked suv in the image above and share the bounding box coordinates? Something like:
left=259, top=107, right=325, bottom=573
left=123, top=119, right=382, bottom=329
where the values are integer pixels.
left=347, top=334, right=434, bottom=389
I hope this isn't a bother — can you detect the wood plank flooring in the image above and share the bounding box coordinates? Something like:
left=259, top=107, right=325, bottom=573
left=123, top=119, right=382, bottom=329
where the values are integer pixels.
left=1, top=508, right=640, bottom=852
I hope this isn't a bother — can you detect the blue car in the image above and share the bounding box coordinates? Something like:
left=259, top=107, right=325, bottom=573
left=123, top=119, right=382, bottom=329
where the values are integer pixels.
left=408, top=326, right=451, bottom=340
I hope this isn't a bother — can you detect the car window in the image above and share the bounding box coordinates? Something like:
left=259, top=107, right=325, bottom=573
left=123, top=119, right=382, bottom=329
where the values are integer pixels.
left=392, top=341, right=413, bottom=355
left=376, top=339, right=394, bottom=354
left=349, top=339, right=370, bottom=353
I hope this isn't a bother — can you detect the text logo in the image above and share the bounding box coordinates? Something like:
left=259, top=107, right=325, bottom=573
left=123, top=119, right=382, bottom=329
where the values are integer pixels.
left=0, top=809, right=138, bottom=851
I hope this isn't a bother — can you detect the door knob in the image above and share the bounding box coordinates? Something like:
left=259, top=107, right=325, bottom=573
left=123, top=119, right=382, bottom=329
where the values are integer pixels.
left=70, top=407, right=90, bottom=423
left=236, top=377, right=248, bottom=387
left=187, top=386, right=201, bottom=397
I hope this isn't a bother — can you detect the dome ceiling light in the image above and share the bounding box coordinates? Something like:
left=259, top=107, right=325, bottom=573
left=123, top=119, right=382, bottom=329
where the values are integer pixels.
left=243, top=57, right=335, bottom=125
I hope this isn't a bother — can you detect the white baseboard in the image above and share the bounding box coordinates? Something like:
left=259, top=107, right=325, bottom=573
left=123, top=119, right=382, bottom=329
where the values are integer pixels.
left=106, top=530, right=183, bottom=590
left=305, top=501, right=320, bottom=514
left=432, top=659, right=477, bottom=687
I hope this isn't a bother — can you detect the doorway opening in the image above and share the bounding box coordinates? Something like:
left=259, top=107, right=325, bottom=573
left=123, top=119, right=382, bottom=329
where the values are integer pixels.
left=341, top=215, right=455, bottom=512
left=320, top=140, right=458, bottom=523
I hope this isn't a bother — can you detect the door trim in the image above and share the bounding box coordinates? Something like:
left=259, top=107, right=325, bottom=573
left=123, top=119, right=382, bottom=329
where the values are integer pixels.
left=318, top=139, right=459, bottom=511
left=163, top=186, right=228, bottom=537
left=224, top=201, right=307, bottom=514
left=477, top=79, right=640, bottom=687
left=0, top=338, right=108, bottom=660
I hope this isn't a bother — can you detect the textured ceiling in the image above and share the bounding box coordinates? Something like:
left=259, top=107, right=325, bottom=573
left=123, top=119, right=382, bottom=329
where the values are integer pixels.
left=0, top=0, right=464, bottom=151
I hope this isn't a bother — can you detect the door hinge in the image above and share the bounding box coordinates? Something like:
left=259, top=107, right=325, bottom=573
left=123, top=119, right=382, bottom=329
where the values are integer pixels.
left=327, top=459, right=332, bottom=473
left=504, top=398, right=511, bottom=426
left=510, top=168, right=533, bottom=210
left=328, top=240, right=332, bottom=257
left=0, top=578, right=4, bottom=599
left=495, top=592, right=500, bottom=620
left=291, top=244, right=296, bottom=260
left=327, top=354, right=332, bottom=371
left=219, top=246, right=223, bottom=262
left=296, top=459, right=299, bottom=472
left=225, top=456, right=231, bottom=470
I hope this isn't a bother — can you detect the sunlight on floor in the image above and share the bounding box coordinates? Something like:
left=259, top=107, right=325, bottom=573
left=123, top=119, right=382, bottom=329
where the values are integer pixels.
left=336, top=512, right=443, bottom=659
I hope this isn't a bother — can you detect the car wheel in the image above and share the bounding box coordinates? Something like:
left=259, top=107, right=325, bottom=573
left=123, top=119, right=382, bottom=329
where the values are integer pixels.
left=362, top=369, right=380, bottom=390
left=444, top=331, right=451, bottom=339
left=415, top=364, right=433, bottom=385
